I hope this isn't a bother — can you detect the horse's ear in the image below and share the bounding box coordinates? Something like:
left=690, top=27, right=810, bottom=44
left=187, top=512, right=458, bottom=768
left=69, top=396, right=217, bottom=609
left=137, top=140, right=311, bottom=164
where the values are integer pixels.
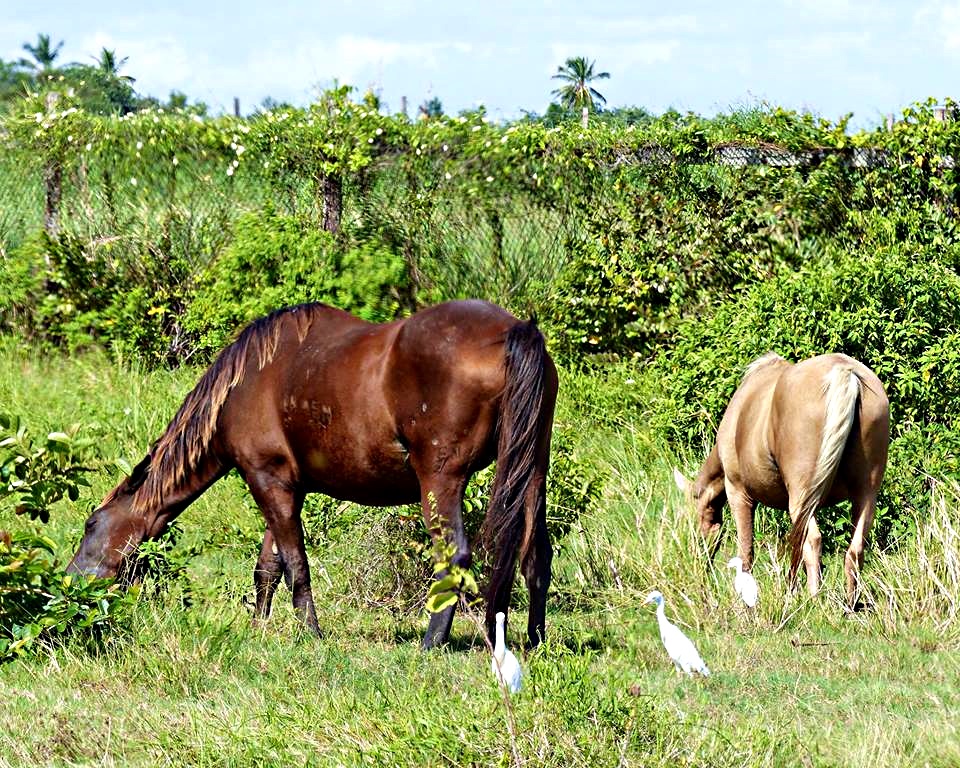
left=673, top=468, right=691, bottom=495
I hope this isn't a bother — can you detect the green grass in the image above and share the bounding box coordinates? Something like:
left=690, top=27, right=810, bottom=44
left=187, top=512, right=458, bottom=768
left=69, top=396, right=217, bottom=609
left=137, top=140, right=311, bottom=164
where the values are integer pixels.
left=2, top=344, right=960, bottom=767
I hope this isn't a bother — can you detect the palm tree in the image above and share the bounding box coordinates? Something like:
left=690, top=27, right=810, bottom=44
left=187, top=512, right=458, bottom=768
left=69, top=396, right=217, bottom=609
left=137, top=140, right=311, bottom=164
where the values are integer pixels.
left=550, top=56, right=610, bottom=112
left=93, top=48, right=135, bottom=83
left=19, top=33, right=64, bottom=73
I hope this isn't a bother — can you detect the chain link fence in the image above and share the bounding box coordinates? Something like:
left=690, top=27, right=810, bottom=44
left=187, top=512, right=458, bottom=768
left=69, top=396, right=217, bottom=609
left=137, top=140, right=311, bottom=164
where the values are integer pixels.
left=0, top=135, right=952, bottom=320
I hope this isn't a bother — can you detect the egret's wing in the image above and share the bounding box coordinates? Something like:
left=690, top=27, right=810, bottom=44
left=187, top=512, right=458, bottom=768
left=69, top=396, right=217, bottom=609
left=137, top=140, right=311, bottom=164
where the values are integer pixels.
left=663, top=622, right=709, bottom=675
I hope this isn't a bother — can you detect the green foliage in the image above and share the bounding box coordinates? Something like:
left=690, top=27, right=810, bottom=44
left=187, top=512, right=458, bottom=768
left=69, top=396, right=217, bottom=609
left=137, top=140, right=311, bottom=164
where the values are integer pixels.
left=0, top=414, right=94, bottom=523
left=183, top=206, right=407, bottom=354
left=0, top=532, right=129, bottom=661
left=0, top=414, right=129, bottom=662
left=0, top=230, right=186, bottom=361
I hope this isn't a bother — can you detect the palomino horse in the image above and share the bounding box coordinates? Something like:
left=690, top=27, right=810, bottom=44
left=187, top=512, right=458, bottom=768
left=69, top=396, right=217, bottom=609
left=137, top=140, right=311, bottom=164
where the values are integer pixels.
left=676, top=352, right=889, bottom=606
left=68, top=300, right=558, bottom=649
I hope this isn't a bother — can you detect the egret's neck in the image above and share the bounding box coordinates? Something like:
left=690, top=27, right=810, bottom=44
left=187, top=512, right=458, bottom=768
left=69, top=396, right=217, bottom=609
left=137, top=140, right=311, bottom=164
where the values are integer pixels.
left=655, top=601, right=668, bottom=626
left=494, top=621, right=506, bottom=655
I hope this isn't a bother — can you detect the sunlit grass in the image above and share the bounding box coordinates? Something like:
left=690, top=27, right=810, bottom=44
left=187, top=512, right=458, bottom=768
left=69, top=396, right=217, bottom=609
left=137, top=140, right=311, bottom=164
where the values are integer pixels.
left=2, top=346, right=960, bottom=766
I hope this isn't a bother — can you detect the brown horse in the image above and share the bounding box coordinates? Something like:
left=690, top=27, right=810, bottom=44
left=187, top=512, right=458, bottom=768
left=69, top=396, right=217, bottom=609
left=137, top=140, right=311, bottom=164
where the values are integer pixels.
left=68, top=300, right=558, bottom=649
left=676, top=352, right=889, bottom=607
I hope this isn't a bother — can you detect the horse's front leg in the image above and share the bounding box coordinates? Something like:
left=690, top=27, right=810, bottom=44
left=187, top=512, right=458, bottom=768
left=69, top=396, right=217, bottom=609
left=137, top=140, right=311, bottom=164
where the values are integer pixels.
left=253, top=527, right=287, bottom=623
left=724, top=480, right=756, bottom=571
left=246, top=471, right=319, bottom=635
left=417, top=473, right=469, bottom=650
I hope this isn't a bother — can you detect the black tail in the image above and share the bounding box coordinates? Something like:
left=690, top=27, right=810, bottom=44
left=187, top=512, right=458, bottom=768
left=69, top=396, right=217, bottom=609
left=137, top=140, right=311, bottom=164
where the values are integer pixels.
left=481, top=320, right=551, bottom=612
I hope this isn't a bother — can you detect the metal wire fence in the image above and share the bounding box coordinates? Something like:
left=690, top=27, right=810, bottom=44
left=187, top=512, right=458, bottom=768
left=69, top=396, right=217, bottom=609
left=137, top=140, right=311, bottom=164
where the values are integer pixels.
left=0, top=136, right=952, bottom=318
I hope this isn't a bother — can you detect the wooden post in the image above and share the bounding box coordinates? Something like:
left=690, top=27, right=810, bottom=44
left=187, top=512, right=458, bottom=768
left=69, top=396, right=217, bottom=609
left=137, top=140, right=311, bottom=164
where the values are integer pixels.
left=400, top=95, right=408, bottom=118
left=233, top=97, right=240, bottom=117
left=321, top=173, right=342, bottom=233
left=43, top=91, right=61, bottom=239
left=581, top=105, right=589, bottom=129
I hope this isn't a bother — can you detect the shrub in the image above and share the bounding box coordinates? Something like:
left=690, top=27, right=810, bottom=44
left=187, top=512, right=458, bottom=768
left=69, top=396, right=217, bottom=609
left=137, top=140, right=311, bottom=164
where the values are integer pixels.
left=183, top=206, right=408, bottom=356
left=0, top=415, right=130, bottom=661
left=0, top=532, right=129, bottom=661
left=0, top=230, right=188, bottom=362
left=544, top=160, right=851, bottom=360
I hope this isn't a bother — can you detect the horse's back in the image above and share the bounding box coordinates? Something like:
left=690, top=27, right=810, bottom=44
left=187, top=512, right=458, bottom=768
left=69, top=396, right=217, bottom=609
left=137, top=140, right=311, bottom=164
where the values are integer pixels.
left=219, top=304, right=416, bottom=503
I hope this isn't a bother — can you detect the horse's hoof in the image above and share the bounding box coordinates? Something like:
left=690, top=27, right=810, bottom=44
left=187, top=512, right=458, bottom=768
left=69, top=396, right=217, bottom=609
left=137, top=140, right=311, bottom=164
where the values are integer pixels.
left=845, top=599, right=874, bottom=614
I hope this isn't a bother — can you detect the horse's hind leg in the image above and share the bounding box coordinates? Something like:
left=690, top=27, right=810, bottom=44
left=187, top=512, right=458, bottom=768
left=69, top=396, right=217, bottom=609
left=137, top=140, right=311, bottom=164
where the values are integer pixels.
left=800, top=515, right=823, bottom=596
left=253, top=527, right=287, bottom=623
left=521, top=496, right=551, bottom=649
left=246, top=472, right=319, bottom=635
left=845, top=490, right=878, bottom=609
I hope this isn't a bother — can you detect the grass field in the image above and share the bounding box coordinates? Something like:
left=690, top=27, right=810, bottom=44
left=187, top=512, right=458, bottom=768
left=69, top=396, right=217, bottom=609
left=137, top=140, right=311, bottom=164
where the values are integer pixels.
left=2, top=342, right=960, bottom=767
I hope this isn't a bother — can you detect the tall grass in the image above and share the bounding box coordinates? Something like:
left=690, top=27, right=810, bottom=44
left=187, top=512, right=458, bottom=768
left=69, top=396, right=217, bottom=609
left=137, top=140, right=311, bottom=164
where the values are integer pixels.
left=2, top=347, right=960, bottom=766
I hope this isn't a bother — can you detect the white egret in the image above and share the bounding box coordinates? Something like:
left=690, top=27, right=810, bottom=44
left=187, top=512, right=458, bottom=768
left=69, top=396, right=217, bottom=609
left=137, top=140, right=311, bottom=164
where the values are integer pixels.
left=644, top=590, right=710, bottom=677
left=727, top=556, right=759, bottom=608
left=491, top=611, right=522, bottom=694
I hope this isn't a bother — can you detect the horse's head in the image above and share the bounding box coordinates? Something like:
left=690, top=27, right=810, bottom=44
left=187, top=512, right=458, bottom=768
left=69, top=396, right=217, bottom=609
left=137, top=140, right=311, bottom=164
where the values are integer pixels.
left=673, top=451, right=727, bottom=540
left=67, top=456, right=159, bottom=580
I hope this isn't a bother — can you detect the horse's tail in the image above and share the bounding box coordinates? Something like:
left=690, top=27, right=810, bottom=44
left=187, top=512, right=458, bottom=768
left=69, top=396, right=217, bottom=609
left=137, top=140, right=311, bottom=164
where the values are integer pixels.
left=481, top=319, right=551, bottom=614
left=787, top=364, right=862, bottom=579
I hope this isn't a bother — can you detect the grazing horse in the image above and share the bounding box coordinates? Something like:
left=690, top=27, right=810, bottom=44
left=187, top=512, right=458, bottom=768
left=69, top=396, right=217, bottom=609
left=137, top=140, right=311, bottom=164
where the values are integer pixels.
left=676, top=353, right=889, bottom=607
left=68, top=300, right=558, bottom=649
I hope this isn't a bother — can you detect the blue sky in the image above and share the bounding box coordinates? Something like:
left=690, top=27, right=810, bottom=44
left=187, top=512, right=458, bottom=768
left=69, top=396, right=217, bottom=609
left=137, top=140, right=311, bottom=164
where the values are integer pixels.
left=3, top=1, right=957, bottom=126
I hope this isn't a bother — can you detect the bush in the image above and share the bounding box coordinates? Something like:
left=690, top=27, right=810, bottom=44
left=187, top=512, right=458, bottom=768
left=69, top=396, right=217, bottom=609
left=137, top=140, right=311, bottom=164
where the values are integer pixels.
left=0, top=230, right=188, bottom=362
left=183, top=206, right=408, bottom=356
left=645, top=244, right=960, bottom=548
left=0, top=532, right=130, bottom=661
left=0, top=415, right=130, bottom=661
left=545, top=160, right=851, bottom=360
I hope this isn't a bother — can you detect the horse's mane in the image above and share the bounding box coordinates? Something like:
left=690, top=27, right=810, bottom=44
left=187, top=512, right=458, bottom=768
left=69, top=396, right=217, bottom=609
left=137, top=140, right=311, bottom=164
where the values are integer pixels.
left=742, top=352, right=786, bottom=381
left=103, top=304, right=322, bottom=515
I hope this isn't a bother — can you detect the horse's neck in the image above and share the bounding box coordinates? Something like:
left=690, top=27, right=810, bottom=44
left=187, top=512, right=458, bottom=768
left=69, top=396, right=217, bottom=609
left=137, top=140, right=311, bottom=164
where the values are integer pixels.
left=135, top=452, right=226, bottom=532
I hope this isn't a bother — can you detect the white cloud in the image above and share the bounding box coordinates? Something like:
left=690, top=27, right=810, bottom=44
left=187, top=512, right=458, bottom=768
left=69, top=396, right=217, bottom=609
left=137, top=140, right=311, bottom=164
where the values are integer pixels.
left=782, top=0, right=893, bottom=21
left=548, top=40, right=680, bottom=78
left=245, top=35, right=474, bottom=102
left=915, top=1, right=960, bottom=53
left=79, top=31, right=195, bottom=91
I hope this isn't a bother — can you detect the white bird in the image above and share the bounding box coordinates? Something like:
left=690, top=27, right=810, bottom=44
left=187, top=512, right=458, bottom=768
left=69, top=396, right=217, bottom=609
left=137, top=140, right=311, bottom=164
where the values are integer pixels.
left=644, top=591, right=710, bottom=677
left=491, top=611, right=522, bottom=694
left=727, top=556, right=759, bottom=608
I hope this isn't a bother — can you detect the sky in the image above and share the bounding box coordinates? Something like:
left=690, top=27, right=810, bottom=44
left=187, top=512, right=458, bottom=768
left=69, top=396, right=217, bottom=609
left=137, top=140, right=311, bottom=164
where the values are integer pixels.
left=2, top=1, right=958, bottom=126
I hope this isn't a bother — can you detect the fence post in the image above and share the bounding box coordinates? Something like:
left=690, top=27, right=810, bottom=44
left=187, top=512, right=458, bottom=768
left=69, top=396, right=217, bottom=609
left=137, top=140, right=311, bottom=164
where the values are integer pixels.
left=321, top=173, right=342, bottom=233
left=233, top=97, right=240, bottom=117
left=43, top=91, right=62, bottom=239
